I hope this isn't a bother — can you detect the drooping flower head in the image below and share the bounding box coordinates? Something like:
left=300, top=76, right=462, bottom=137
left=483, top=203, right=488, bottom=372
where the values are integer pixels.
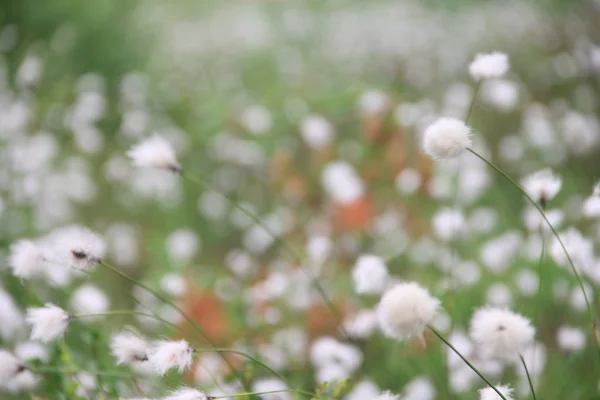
left=469, top=52, right=509, bottom=80
left=127, top=134, right=181, bottom=172
left=25, top=304, right=71, bottom=343
left=110, top=331, right=150, bottom=365
left=46, top=226, right=106, bottom=270
left=469, top=307, right=535, bottom=361
left=478, top=384, right=514, bottom=400
left=521, top=168, right=562, bottom=208
left=8, top=240, right=45, bottom=280
left=149, top=340, right=193, bottom=376
left=423, top=118, right=471, bottom=160
left=377, top=282, right=440, bottom=341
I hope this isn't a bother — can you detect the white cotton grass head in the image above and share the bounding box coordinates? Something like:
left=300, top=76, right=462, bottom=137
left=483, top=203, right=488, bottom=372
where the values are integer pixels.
left=14, top=341, right=48, bottom=363
left=374, top=391, right=400, bottom=400
left=127, top=134, right=181, bottom=172
left=377, top=282, right=440, bottom=341
left=521, top=168, right=562, bottom=206
left=478, top=384, right=514, bottom=400
left=469, top=307, right=535, bottom=361
left=25, top=304, right=71, bottom=343
left=111, top=331, right=150, bottom=365
left=8, top=239, right=45, bottom=279
left=469, top=52, right=509, bottom=81
left=321, top=161, right=364, bottom=205
left=0, top=350, right=27, bottom=382
left=149, top=339, right=193, bottom=375
left=300, top=114, right=334, bottom=150
left=352, top=254, right=389, bottom=295
left=70, top=284, right=110, bottom=317
left=423, top=117, right=471, bottom=160
left=46, top=225, right=106, bottom=270
left=0, top=289, right=25, bottom=341
left=162, top=387, right=207, bottom=400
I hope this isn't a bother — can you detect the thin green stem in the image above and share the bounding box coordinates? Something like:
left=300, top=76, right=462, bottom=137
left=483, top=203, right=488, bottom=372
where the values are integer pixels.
left=520, top=354, right=537, bottom=400
left=467, top=148, right=594, bottom=323
left=212, top=388, right=317, bottom=399
left=195, top=348, right=288, bottom=383
left=465, top=80, right=482, bottom=123
left=532, top=232, right=545, bottom=385
left=98, top=260, right=250, bottom=390
left=181, top=171, right=347, bottom=336
left=427, top=325, right=507, bottom=400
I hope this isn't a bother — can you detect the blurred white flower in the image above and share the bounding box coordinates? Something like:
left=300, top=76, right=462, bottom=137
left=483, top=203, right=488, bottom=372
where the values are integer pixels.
left=300, top=114, right=334, bottom=149
left=374, top=391, right=399, bottom=400
left=46, top=225, right=106, bottom=270
left=352, top=254, right=389, bottom=295
left=582, top=195, right=600, bottom=218
left=241, top=105, right=273, bottom=135
left=149, top=340, right=193, bottom=375
left=480, top=79, right=519, bottom=111
left=478, top=384, right=514, bottom=400
left=358, top=90, right=389, bottom=116
left=377, top=282, right=440, bottom=341
left=556, top=325, right=586, bottom=352
left=321, top=161, right=364, bottom=204
left=403, top=376, right=435, bottom=400
left=127, top=134, right=181, bottom=172
left=8, top=240, right=45, bottom=280
left=394, top=168, right=422, bottom=195
left=469, top=52, right=509, bottom=80
left=252, top=377, right=290, bottom=400
left=521, top=169, right=562, bottom=206
left=161, top=274, right=187, bottom=297
left=344, top=380, right=380, bottom=400
left=14, top=342, right=48, bottom=363
left=310, top=337, right=363, bottom=374
left=26, top=304, right=70, bottom=343
left=70, top=284, right=109, bottom=317
left=166, top=229, right=200, bottom=264
left=111, top=331, right=150, bottom=365
left=423, top=117, right=471, bottom=159
left=522, top=207, right=563, bottom=232
left=343, top=309, right=378, bottom=339
left=432, top=207, right=466, bottom=241
left=0, top=289, right=25, bottom=341
left=162, top=387, right=207, bottom=400
left=0, top=350, right=27, bottom=382
left=550, top=227, right=594, bottom=270
left=306, top=235, right=332, bottom=266
left=469, top=307, right=535, bottom=361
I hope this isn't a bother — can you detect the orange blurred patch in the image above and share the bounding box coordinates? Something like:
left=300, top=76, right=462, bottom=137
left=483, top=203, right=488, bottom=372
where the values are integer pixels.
left=333, top=195, right=374, bottom=231
left=183, top=289, right=232, bottom=344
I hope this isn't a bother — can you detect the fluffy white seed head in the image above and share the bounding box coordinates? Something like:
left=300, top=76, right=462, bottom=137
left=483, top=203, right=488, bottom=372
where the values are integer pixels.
left=162, top=388, right=207, bottom=400
left=127, top=134, right=181, bottom=172
left=8, top=240, right=45, bottom=279
left=70, top=284, right=110, bottom=317
left=521, top=169, right=562, bottom=206
left=111, top=331, right=150, bottom=365
left=469, top=307, right=535, bottom=361
left=469, top=52, right=509, bottom=80
left=478, top=384, right=514, bottom=400
left=0, top=350, right=27, bottom=382
left=149, top=340, right=193, bottom=376
left=377, top=282, right=440, bottom=341
left=25, top=304, right=70, bottom=343
left=352, top=254, right=389, bottom=295
left=423, top=118, right=471, bottom=160
left=46, top=226, right=106, bottom=270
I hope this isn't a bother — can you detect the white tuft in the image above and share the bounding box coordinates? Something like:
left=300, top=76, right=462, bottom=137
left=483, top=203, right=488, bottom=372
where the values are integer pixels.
left=423, top=117, right=471, bottom=160
left=521, top=169, right=562, bottom=205
left=8, top=240, right=45, bottom=279
left=352, top=254, right=389, bottom=295
left=469, top=52, right=509, bottom=80
left=46, top=226, right=106, bottom=270
left=478, top=384, right=514, bottom=400
left=110, top=331, right=150, bottom=365
left=0, top=350, right=26, bottom=382
left=25, top=304, right=70, bottom=343
left=148, top=340, right=193, bottom=376
left=127, top=134, right=181, bottom=172
left=469, top=307, right=535, bottom=361
left=377, top=282, right=440, bottom=341
left=162, top=387, right=207, bottom=400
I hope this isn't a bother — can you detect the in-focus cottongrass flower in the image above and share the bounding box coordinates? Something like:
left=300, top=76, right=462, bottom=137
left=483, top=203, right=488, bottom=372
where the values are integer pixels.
left=46, top=225, right=106, bottom=270
left=149, top=339, right=194, bottom=375
left=469, top=52, right=509, bottom=80
left=521, top=168, right=562, bottom=207
left=127, top=134, right=181, bottom=172
left=478, top=384, right=514, bottom=400
left=423, top=118, right=471, bottom=160
left=376, top=282, right=440, bottom=341
left=469, top=307, right=535, bottom=361
left=352, top=254, right=389, bottom=295
left=25, top=304, right=71, bottom=343
left=373, top=390, right=400, bottom=400
left=8, top=240, right=45, bottom=279
left=0, top=350, right=27, bottom=382
left=162, top=387, right=207, bottom=400
left=110, top=331, right=150, bottom=365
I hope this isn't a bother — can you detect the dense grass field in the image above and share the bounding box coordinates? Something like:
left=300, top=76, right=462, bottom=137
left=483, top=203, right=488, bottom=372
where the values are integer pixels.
left=1, top=1, right=600, bottom=399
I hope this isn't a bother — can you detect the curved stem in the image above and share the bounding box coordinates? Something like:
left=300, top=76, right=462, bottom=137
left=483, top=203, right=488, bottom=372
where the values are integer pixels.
left=427, top=325, right=507, bottom=400
left=195, top=348, right=288, bottom=383
left=467, top=148, right=594, bottom=324
left=212, top=388, right=317, bottom=399
left=181, top=171, right=347, bottom=336
left=519, top=354, right=537, bottom=400
left=464, top=80, right=482, bottom=123
left=98, top=260, right=251, bottom=390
